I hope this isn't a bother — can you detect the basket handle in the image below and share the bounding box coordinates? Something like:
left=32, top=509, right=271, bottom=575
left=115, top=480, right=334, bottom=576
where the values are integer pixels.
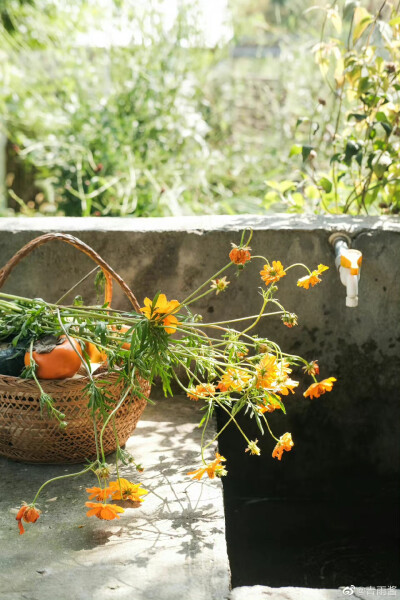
left=0, top=233, right=141, bottom=313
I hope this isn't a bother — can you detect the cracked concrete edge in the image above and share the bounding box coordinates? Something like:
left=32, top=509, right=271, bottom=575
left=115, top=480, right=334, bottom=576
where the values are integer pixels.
left=0, top=214, right=399, bottom=234
left=229, top=586, right=400, bottom=600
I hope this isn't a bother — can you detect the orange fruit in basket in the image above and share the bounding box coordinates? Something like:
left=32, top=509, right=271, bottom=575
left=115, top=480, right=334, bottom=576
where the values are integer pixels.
left=24, top=335, right=83, bottom=380
left=112, top=325, right=131, bottom=350
left=85, top=342, right=107, bottom=363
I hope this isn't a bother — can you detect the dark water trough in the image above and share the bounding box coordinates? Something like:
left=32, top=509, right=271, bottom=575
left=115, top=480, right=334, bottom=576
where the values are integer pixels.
left=218, top=359, right=400, bottom=590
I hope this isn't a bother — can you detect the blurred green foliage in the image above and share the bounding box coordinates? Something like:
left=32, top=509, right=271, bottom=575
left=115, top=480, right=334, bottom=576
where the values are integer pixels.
left=0, top=0, right=398, bottom=216
left=266, top=1, right=400, bottom=215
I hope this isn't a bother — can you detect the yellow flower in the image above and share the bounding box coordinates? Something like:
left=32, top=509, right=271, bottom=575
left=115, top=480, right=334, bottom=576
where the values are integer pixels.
left=304, top=377, right=336, bottom=399
left=140, top=293, right=180, bottom=334
left=255, top=354, right=279, bottom=389
left=297, top=264, right=329, bottom=289
left=210, top=276, right=230, bottom=295
left=187, top=383, right=216, bottom=401
left=260, top=261, right=286, bottom=285
left=188, top=453, right=227, bottom=480
left=272, top=432, right=294, bottom=461
left=109, top=479, right=148, bottom=502
left=217, top=368, right=251, bottom=393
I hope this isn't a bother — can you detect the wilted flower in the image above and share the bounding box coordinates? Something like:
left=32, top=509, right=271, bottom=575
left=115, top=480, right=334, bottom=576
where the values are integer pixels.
left=245, top=440, right=261, bottom=455
left=188, top=453, right=227, bottom=480
left=211, top=277, right=230, bottom=295
left=16, top=504, right=41, bottom=535
left=272, top=433, right=294, bottom=461
left=229, top=244, right=251, bottom=265
left=282, top=312, right=298, bottom=328
left=303, top=360, right=320, bottom=376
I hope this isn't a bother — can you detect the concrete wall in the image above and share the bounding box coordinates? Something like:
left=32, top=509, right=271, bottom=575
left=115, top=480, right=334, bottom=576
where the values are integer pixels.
left=0, top=215, right=399, bottom=493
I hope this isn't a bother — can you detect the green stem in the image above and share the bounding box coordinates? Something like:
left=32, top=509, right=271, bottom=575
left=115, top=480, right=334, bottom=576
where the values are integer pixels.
left=181, top=263, right=232, bottom=305
left=260, top=413, right=280, bottom=443
left=242, top=295, right=268, bottom=335
left=99, top=384, right=133, bottom=459
left=32, top=463, right=96, bottom=505
left=215, top=398, right=250, bottom=445
left=55, top=266, right=100, bottom=304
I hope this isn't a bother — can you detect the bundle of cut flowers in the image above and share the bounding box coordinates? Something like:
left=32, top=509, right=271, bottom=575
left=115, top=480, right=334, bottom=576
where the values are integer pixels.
left=0, top=231, right=335, bottom=535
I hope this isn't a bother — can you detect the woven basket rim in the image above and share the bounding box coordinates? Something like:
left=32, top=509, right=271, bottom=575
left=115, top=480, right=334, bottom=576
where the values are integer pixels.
left=0, top=367, right=148, bottom=394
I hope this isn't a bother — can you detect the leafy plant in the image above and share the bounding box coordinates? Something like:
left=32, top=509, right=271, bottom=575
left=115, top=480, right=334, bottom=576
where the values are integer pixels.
left=267, top=1, right=400, bottom=214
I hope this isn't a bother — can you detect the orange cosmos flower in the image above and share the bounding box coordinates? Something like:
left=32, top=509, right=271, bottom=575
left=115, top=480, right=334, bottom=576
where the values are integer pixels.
left=187, top=383, right=216, bottom=401
left=217, top=368, right=251, bottom=393
left=297, top=264, right=329, bottom=289
left=86, top=486, right=112, bottom=501
left=258, top=396, right=282, bottom=413
left=109, top=479, right=148, bottom=502
left=272, top=432, right=294, bottom=461
left=85, top=502, right=125, bottom=520
left=304, top=377, right=336, bottom=399
left=211, top=276, right=230, bottom=295
left=260, top=261, right=286, bottom=285
left=229, top=244, right=251, bottom=265
left=188, top=453, right=227, bottom=480
left=140, top=293, right=180, bottom=334
left=16, top=504, right=41, bottom=535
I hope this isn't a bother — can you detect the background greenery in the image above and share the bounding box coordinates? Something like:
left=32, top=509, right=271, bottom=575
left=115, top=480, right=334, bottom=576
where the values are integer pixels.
left=0, top=0, right=398, bottom=217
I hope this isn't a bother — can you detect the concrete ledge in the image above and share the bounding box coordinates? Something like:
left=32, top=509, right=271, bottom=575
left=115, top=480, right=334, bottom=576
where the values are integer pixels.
left=0, top=214, right=399, bottom=233
left=230, top=586, right=400, bottom=600
left=0, top=393, right=230, bottom=600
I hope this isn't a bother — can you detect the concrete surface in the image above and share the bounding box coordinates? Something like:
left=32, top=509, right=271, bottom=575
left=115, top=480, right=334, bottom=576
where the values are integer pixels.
left=0, top=393, right=230, bottom=600
left=230, top=586, right=400, bottom=599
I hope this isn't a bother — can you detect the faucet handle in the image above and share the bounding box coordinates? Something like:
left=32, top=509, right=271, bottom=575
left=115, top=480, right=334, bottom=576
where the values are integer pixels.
left=340, top=249, right=362, bottom=276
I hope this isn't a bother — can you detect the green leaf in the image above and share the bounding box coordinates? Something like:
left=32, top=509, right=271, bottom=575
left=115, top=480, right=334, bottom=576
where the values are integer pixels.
left=330, top=152, right=342, bottom=164
left=376, top=112, right=389, bottom=123
left=344, top=140, right=360, bottom=165
left=265, top=180, right=296, bottom=194
left=347, top=113, right=367, bottom=122
left=296, top=117, right=310, bottom=128
left=318, top=177, right=332, bottom=193
left=353, top=7, right=373, bottom=43
left=328, top=8, right=342, bottom=34
left=379, top=122, right=392, bottom=136
left=289, top=144, right=302, bottom=157
left=302, top=145, right=314, bottom=162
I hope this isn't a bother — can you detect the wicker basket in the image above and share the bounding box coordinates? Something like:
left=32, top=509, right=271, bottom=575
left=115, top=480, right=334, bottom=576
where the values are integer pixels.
left=0, top=233, right=150, bottom=464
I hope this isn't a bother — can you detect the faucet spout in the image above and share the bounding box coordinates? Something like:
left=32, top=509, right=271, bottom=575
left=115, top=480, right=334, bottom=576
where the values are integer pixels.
left=341, top=270, right=359, bottom=307
left=329, top=233, right=362, bottom=308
